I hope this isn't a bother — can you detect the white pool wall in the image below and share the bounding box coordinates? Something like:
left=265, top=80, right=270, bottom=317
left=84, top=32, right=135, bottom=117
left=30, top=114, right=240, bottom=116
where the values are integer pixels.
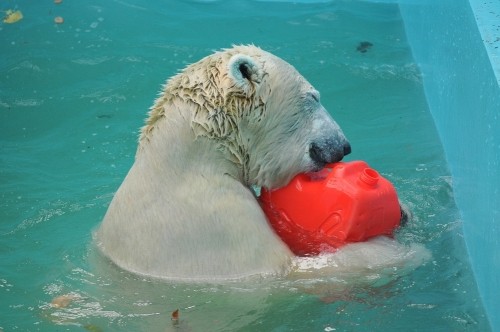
left=399, top=0, right=500, bottom=330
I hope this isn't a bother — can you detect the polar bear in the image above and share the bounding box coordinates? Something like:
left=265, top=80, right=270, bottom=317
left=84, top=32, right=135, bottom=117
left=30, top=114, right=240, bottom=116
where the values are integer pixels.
left=95, top=45, right=352, bottom=281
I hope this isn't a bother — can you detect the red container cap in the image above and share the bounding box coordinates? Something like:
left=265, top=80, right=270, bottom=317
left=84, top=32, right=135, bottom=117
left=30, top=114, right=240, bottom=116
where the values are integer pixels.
left=259, top=161, right=401, bottom=256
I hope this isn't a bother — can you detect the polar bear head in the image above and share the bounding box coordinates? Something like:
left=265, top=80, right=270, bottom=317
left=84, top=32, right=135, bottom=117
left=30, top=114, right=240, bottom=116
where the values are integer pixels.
left=141, top=45, right=351, bottom=189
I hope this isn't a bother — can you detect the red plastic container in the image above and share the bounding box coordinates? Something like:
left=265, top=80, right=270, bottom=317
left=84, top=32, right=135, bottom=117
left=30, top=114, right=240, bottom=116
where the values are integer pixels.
left=259, top=161, right=401, bottom=256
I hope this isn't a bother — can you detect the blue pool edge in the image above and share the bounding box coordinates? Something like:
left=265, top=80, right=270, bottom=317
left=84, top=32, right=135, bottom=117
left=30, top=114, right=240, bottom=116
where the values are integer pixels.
left=400, top=0, right=500, bottom=330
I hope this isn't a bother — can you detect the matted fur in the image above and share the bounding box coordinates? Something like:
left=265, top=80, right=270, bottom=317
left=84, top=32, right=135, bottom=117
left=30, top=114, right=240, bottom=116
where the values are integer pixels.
left=141, top=46, right=266, bottom=144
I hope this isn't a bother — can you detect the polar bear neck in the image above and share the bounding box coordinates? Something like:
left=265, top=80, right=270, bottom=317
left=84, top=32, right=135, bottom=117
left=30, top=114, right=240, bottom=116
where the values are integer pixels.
left=136, top=98, right=250, bottom=189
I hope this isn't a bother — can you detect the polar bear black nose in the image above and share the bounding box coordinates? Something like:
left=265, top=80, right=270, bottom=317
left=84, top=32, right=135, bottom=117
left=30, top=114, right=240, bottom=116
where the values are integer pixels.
left=343, top=142, right=352, bottom=156
left=309, top=140, right=351, bottom=166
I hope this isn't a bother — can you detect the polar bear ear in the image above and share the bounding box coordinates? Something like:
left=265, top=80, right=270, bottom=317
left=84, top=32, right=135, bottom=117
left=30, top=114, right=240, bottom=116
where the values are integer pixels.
left=227, top=54, right=262, bottom=90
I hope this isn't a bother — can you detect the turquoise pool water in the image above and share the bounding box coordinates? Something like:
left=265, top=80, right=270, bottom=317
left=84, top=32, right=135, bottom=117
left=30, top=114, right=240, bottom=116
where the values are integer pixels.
left=0, top=0, right=490, bottom=331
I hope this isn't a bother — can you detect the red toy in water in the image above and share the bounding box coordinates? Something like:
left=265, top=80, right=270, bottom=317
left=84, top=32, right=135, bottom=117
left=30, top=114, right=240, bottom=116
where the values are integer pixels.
left=259, top=161, right=402, bottom=256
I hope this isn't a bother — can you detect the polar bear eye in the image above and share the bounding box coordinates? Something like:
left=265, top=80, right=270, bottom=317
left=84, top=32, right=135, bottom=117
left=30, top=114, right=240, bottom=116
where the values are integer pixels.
left=307, top=90, right=320, bottom=103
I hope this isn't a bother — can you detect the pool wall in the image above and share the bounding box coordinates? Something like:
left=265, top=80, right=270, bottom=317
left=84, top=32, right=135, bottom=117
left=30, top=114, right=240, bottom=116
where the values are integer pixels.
left=399, top=0, right=500, bottom=330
